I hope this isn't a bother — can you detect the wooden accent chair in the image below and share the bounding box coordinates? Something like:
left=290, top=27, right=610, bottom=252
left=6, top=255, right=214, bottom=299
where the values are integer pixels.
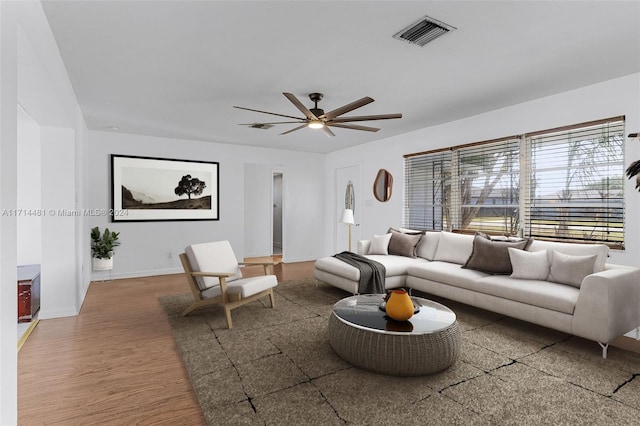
left=180, top=240, right=277, bottom=329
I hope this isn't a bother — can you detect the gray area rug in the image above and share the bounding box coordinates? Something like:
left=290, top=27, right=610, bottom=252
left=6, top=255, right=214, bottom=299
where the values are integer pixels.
left=159, top=278, right=640, bottom=425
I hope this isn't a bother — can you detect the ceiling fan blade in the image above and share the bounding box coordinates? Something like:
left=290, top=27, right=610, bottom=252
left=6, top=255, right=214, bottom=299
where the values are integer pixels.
left=233, top=105, right=302, bottom=121
left=283, top=93, right=319, bottom=120
left=322, top=97, right=374, bottom=120
left=238, top=121, right=303, bottom=125
left=279, top=124, right=308, bottom=135
left=327, top=123, right=380, bottom=132
left=321, top=126, right=336, bottom=137
left=330, top=113, right=402, bottom=123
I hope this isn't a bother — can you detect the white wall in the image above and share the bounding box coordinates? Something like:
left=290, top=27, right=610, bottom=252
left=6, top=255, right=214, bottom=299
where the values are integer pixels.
left=0, top=2, right=19, bottom=424
left=325, top=73, right=640, bottom=267
left=1, top=2, right=89, bottom=422
left=41, top=127, right=79, bottom=318
left=88, top=131, right=325, bottom=279
left=244, top=163, right=273, bottom=258
left=17, top=106, right=41, bottom=265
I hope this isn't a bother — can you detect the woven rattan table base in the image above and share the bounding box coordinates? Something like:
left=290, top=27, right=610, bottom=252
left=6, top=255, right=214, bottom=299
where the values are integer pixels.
left=328, top=313, right=460, bottom=376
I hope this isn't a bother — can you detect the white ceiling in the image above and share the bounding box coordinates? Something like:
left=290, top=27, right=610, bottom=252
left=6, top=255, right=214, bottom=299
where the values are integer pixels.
left=41, top=1, right=640, bottom=154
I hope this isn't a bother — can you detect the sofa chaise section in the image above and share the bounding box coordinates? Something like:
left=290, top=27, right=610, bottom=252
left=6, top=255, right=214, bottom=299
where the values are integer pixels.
left=314, top=230, right=640, bottom=358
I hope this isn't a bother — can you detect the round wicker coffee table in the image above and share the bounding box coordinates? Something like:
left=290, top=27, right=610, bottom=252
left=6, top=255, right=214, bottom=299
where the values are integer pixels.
left=328, top=294, right=460, bottom=376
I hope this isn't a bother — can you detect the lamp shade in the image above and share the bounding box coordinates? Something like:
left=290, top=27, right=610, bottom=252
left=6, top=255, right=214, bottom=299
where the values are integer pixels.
left=341, top=209, right=355, bottom=225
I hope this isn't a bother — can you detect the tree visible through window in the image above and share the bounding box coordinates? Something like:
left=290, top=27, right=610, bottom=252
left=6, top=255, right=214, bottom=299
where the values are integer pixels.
left=403, top=117, right=625, bottom=247
left=525, top=119, right=625, bottom=247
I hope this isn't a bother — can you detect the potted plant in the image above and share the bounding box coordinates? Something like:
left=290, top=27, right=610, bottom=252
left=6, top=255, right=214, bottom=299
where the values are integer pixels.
left=91, top=226, right=120, bottom=271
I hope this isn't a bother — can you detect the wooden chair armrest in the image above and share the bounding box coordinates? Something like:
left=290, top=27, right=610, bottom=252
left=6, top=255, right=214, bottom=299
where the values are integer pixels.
left=239, top=261, right=275, bottom=266
left=191, top=271, right=234, bottom=278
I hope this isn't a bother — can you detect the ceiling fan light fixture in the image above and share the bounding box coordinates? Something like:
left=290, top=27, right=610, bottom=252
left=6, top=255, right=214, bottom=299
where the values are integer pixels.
left=308, top=120, right=325, bottom=129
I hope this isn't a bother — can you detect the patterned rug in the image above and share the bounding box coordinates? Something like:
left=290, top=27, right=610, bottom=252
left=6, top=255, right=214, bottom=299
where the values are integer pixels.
left=160, top=278, right=640, bottom=425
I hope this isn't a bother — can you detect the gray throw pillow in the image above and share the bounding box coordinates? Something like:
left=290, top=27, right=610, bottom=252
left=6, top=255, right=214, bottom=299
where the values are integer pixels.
left=463, top=234, right=531, bottom=274
left=548, top=250, right=597, bottom=288
left=387, top=229, right=423, bottom=258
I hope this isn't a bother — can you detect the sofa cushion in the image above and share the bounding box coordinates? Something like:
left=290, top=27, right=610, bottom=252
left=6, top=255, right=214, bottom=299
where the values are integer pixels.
left=388, top=228, right=423, bottom=258
left=433, top=232, right=475, bottom=265
left=548, top=251, right=597, bottom=288
left=368, top=233, right=392, bottom=255
left=365, top=254, right=427, bottom=277
left=407, top=261, right=490, bottom=291
left=475, top=275, right=579, bottom=314
left=463, top=234, right=530, bottom=274
left=185, top=241, right=242, bottom=290
left=415, top=231, right=441, bottom=261
left=509, top=248, right=550, bottom=280
left=315, top=254, right=425, bottom=281
left=201, top=275, right=276, bottom=299
left=527, top=240, right=608, bottom=273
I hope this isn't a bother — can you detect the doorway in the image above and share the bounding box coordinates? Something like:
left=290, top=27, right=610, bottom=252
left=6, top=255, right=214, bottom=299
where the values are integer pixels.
left=335, top=165, right=361, bottom=253
left=272, top=172, right=283, bottom=257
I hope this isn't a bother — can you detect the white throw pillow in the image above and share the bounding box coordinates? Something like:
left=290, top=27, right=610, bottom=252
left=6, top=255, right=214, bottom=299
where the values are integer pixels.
left=548, top=250, right=597, bottom=288
left=508, top=248, right=550, bottom=280
left=368, top=233, right=392, bottom=255
left=527, top=240, right=608, bottom=273
left=433, top=232, right=474, bottom=264
left=415, top=231, right=441, bottom=261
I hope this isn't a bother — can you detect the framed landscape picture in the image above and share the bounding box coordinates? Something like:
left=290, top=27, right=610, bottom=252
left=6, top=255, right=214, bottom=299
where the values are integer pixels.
left=111, top=154, right=219, bottom=222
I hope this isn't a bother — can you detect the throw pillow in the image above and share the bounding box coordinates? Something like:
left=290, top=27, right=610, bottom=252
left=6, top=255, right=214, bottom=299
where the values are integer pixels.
left=415, top=231, right=441, bottom=261
left=368, top=233, right=392, bottom=255
left=387, top=229, right=423, bottom=258
left=433, top=232, right=475, bottom=265
left=508, top=248, right=550, bottom=280
left=462, top=234, right=531, bottom=274
left=527, top=240, right=609, bottom=273
left=548, top=250, right=597, bottom=288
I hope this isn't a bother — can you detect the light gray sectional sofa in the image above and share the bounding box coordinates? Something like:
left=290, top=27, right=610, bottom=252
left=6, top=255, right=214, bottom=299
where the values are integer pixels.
left=314, top=229, right=640, bottom=358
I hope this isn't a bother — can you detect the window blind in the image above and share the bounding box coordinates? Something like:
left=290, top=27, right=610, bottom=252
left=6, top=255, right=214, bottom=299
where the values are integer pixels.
left=524, top=119, right=625, bottom=247
left=455, top=138, right=520, bottom=235
left=403, top=150, right=452, bottom=230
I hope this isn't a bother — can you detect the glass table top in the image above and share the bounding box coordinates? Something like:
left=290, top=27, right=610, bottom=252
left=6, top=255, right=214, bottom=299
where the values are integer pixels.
left=332, top=293, right=457, bottom=335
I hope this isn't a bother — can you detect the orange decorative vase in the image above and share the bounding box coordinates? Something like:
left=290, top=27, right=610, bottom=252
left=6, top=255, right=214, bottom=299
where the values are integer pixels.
left=385, top=289, right=414, bottom=321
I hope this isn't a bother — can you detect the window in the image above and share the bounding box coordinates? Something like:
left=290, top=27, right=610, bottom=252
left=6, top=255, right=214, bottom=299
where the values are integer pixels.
left=525, top=119, right=625, bottom=248
left=403, top=150, right=451, bottom=230
left=404, top=117, right=625, bottom=247
left=455, top=138, right=520, bottom=235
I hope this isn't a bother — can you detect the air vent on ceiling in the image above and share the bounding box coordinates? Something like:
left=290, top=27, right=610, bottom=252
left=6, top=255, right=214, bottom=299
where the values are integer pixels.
left=249, top=123, right=274, bottom=130
left=393, top=15, right=456, bottom=47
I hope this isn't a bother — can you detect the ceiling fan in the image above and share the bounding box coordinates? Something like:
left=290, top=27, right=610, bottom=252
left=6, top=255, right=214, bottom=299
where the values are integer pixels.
left=234, top=92, right=402, bottom=137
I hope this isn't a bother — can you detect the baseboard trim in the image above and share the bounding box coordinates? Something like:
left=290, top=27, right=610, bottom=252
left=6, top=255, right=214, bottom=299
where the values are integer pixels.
left=18, top=319, right=39, bottom=352
left=90, top=267, right=183, bottom=281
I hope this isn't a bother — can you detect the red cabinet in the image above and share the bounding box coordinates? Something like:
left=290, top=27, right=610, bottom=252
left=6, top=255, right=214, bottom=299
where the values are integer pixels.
left=18, top=264, right=40, bottom=323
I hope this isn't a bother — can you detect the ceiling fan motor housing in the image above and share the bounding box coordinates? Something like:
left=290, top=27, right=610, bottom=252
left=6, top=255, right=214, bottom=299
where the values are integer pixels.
left=310, top=108, right=324, bottom=117
left=308, top=93, right=325, bottom=117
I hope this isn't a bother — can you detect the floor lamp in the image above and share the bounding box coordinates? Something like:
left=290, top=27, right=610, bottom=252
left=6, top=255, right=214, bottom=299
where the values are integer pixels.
left=341, top=209, right=355, bottom=252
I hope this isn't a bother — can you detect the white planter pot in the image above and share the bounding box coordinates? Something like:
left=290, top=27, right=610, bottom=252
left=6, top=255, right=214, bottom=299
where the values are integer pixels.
left=92, top=257, right=114, bottom=271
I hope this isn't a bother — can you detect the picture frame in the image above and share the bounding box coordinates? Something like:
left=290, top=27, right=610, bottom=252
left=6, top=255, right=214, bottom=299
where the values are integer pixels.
left=111, top=154, right=219, bottom=222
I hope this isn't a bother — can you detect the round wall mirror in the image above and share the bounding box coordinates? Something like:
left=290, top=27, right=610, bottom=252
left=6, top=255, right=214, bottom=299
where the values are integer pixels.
left=373, top=169, right=393, bottom=202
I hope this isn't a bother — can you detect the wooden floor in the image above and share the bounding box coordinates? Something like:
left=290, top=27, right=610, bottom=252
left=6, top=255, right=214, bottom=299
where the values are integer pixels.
left=18, top=259, right=315, bottom=426
left=18, top=258, right=640, bottom=424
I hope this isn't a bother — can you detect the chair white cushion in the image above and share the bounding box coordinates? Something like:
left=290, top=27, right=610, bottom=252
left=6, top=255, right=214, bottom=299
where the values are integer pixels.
left=185, top=241, right=243, bottom=290
left=201, top=275, right=277, bottom=299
